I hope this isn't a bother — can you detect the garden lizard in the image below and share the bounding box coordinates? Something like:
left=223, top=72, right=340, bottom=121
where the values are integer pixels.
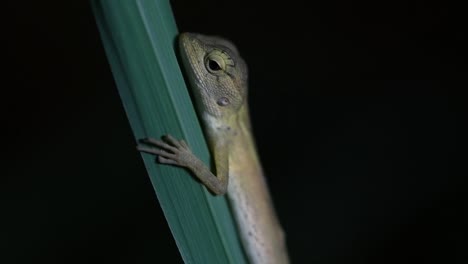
left=137, top=32, right=289, bottom=264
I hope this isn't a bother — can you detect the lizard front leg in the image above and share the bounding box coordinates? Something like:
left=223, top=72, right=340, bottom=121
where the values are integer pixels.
left=137, top=135, right=228, bottom=195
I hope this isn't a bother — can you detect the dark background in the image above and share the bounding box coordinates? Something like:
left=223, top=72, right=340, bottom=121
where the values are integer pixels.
left=2, top=1, right=466, bottom=263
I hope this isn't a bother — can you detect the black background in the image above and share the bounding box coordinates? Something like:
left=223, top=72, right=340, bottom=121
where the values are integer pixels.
left=2, top=1, right=466, bottom=263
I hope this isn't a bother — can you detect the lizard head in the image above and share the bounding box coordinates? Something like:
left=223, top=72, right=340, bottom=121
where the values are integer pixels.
left=178, top=33, right=248, bottom=122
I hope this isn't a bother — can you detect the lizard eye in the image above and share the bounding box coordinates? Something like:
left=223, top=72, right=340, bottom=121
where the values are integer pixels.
left=208, top=59, right=221, bottom=71
left=205, top=52, right=227, bottom=74
left=205, top=49, right=236, bottom=76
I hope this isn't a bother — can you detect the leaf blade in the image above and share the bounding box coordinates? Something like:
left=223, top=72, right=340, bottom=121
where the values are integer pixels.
left=91, top=0, right=247, bottom=263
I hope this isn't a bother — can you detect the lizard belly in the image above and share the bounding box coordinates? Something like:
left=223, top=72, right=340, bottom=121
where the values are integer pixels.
left=227, top=157, right=288, bottom=264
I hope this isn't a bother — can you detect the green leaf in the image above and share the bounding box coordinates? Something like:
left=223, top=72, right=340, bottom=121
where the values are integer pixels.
left=91, top=1, right=247, bottom=263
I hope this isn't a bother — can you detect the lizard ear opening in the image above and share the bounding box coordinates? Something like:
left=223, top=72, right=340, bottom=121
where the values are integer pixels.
left=217, top=97, right=230, bottom=106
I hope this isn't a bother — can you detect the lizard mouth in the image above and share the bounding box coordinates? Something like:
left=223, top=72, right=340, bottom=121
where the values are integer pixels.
left=178, top=33, right=203, bottom=87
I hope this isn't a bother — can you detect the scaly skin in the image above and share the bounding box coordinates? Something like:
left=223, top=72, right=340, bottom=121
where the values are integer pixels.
left=137, top=32, right=289, bottom=264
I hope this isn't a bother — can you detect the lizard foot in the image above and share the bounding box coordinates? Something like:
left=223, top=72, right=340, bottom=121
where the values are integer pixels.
left=137, top=135, right=195, bottom=168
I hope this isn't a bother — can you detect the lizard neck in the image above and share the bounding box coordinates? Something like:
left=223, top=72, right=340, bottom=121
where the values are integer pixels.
left=200, top=101, right=265, bottom=193
left=201, top=102, right=258, bottom=159
left=206, top=104, right=260, bottom=170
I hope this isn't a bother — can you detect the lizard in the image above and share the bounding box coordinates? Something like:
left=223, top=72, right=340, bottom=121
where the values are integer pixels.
left=137, top=32, right=289, bottom=264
